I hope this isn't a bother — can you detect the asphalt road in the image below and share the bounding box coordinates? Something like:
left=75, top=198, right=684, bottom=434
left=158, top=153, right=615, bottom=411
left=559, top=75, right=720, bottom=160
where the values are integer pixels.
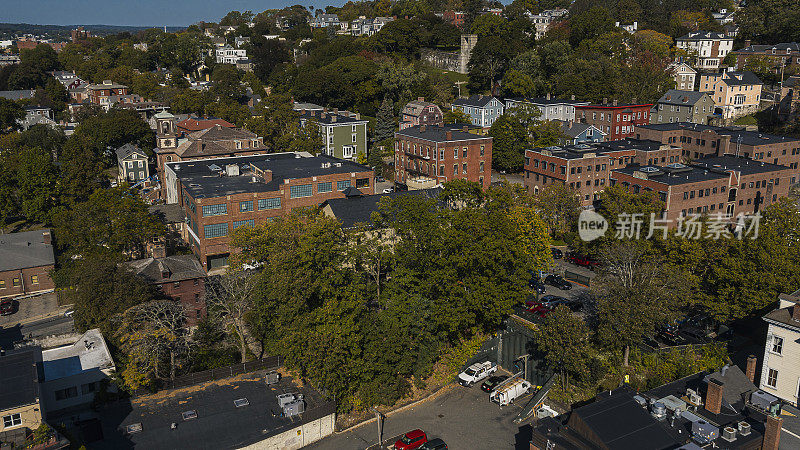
left=306, top=379, right=534, bottom=450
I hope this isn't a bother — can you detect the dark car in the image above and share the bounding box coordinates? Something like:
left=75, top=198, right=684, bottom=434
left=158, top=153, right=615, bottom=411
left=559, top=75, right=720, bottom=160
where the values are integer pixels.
left=567, top=253, right=599, bottom=270
left=419, top=438, right=448, bottom=450
left=395, top=429, right=428, bottom=450
left=544, top=274, right=572, bottom=290
left=551, top=248, right=563, bottom=259
left=0, top=300, right=16, bottom=316
left=538, top=295, right=567, bottom=308
left=481, top=375, right=509, bottom=392
left=529, top=278, right=546, bottom=294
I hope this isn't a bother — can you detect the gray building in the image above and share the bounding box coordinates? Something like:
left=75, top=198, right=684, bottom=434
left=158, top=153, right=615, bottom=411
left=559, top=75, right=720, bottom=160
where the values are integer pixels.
left=505, top=95, right=589, bottom=122
left=116, top=143, right=149, bottom=184
left=452, top=95, right=504, bottom=128
left=653, top=89, right=716, bottom=125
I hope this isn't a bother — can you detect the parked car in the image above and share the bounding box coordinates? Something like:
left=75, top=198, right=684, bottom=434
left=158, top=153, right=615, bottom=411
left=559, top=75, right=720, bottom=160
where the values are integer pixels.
left=544, top=274, right=572, bottom=290
left=537, top=295, right=567, bottom=308
left=0, top=300, right=16, bottom=316
left=529, top=278, right=546, bottom=294
left=481, top=375, right=509, bottom=393
left=458, top=361, right=498, bottom=386
left=419, top=438, right=448, bottom=450
left=551, top=248, right=563, bottom=259
left=525, top=302, right=553, bottom=318
left=490, top=378, right=532, bottom=406
left=395, top=429, right=428, bottom=450
left=567, top=253, right=599, bottom=270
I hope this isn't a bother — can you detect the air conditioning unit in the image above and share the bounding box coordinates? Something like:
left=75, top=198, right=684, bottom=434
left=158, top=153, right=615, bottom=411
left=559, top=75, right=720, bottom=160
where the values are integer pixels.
left=283, top=399, right=305, bottom=416
left=737, top=421, right=751, bottom=436
left=721, top=426, right=737, bottom=442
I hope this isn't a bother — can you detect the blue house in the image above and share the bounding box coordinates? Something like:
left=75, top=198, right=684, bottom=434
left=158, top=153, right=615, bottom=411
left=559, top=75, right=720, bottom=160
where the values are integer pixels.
left=451, top=95, right=504, bottom=128
left=559, top=121, right=606, bottom=145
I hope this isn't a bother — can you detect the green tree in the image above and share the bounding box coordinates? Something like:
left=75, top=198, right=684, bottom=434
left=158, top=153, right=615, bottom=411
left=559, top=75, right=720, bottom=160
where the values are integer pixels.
left=488, top=113, right=528, bottom=172
left=534, top=183, right=581, bottom=239
left=14, top=146, right=59, bottom=224
left=374, top=97, right=395, bottom=143
left=0, top=98, right=25, bottom=133
left=443, top=108, right=472, bottom=124
left=531, top=305, right=590, bottom=390
left=501, top=69, right=536, bottom=98
left=569, top=6, right=616, bottom=47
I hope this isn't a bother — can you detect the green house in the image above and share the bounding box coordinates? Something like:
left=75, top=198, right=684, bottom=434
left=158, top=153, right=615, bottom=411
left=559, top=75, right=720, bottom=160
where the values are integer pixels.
left=298, top=109, right=368, bottom=161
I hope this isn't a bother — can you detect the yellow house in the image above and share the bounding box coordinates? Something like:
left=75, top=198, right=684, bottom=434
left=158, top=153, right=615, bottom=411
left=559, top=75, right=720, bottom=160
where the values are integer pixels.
left=699, top=71, right=763, bottom=120
left=0, top=348, right=44, bottom=436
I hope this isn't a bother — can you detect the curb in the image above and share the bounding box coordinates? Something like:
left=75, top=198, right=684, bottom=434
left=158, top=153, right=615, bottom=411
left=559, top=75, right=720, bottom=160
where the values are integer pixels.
left=1, top=306, right=73, bottom=328
left=335, top=383, right=457, bottom=435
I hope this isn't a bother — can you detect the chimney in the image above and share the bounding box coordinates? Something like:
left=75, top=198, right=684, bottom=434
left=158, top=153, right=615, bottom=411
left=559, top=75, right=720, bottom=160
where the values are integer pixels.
left=571, top=95, right=575, bottom=100
left=705, top=378, right=723, bottom=415
left=546, top=93, right=551, bottom=100
left=42, top=230, right=51, bottom=245
left=613, top=99, right=618, bottom=106
left=418, top=97, right=424, bottom=102
left=763, top=415, right=783, bottom=450
left=420, top=125, right=426, bottom=133
left=793, top=302, right=800, bottom=321
left=744, top=40, right=751, bottom=48
left=331, top=115, right=337, bottom=123
left=333, top=108, right=339, bottom=114
left=150, top=241, right=166, bottom=259
left=462, top=125, right=468, bottom=132
left=603, top=97, right=608, bottom=105
left=746, top=355, right=757, bottom=383
left=445, top=131, right=453, bottom=140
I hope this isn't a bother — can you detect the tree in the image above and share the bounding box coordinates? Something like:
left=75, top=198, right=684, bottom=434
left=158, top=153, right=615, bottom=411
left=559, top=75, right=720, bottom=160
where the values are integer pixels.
left=594, top=241, right=689, bottom=366
left=251, top=37, right=291, bottom=82
left=468, top=36, right=522, bottom=93
left=117, top=300, right=191, bottom=388
left=14, top=146, right=59, bottom=224
left=205, top=269, right=258, bottom=363
left=488, top=113, right=528, bottom=172
left=534, top=183, right=581, bottom=239
left=374, top=97, right=395, bottom=143
left=211, top=64, right=245, bottom=100
left=501, top=69, right=536, bottom=98
left=531, top=305, right=590, bottom=390
left=569, top=6, right=615, bottom=47
left=443, top=108, right=471, bottom=124
left=0, top=98, right=25, bottom=133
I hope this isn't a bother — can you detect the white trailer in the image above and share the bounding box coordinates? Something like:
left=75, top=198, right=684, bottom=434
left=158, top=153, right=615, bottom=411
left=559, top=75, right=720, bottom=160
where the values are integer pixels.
left=490, top=378, right=532, bottom=406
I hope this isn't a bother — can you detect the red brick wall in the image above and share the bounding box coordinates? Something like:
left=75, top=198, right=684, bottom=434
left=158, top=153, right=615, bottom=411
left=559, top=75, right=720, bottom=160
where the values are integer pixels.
left=157, top=277, right=207, bottom=327
left=394, top=135, right=492, bottom=189
left=577, top=105, right=652, bottom=140
left=0, top=265, right=55, bottom=299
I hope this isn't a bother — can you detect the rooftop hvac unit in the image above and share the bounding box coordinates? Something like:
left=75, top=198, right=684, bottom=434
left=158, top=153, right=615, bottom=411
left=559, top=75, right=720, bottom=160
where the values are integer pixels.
left=691, top=420, right=719, bottom=441
left=277, top=393, right=296, bottom=408
left=721, top=426, right=737, bottom=442
left=265, top=371, right=280, bottom=385
left=633, top=395, right=647, bottom=408
left=651, top=402, right=667, bottom=420
left=737, top=421, right=751, bottom=436
left=225, top=164, right=240, bottom=176
left=750, top=390, right=780, bottom=411
left=283, top=399, right=305, bottom=416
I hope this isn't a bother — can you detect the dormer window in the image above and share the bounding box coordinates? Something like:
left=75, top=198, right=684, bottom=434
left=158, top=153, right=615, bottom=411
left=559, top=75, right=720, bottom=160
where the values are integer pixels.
left=161, top=270, right=170, bottom=279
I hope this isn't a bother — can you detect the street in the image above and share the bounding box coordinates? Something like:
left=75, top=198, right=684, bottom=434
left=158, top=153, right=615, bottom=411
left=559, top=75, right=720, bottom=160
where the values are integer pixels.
left=306, top=378, right=534, bottom=450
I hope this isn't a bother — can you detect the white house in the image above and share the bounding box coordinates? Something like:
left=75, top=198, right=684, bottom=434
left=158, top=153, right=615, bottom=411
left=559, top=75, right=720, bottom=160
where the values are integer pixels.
left=676, top=32, right=734, bottom=70
left=760, top=290, right=800, bottom=407
left=215, top=45, right=248, bottom=64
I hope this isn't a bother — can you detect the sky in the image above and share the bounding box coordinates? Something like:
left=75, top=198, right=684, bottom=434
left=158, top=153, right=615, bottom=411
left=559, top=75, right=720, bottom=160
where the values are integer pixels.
left=4, top=0, right=338, bottom=27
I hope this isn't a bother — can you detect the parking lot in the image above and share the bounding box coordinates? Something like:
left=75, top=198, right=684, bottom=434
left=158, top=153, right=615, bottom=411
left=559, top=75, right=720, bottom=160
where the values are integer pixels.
left=306, top=374, right=534, bottom=450
left=0, top=292, right=66, bottom=328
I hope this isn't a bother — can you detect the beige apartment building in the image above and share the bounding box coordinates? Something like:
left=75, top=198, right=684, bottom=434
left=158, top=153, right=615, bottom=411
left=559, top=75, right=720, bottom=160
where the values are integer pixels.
left=699, top=71, right=763, bottom=120
left=760, top=290, right=800, bottom=407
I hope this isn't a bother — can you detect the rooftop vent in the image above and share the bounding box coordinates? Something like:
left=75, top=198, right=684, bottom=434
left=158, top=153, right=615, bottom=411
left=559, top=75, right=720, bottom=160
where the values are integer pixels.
left=737, top=421, right=751, bottom=436
left=126, top=423, right=143, bottom=434
left=721, top=426, right=737, bottom=442
left=640, top=166, right=660, bottom=173
left=665, top=163, right=685, bottom=169
left=234, top=398, right=250, bottom=408
left=182, top=410, right=198, bottom=420
left=208, top=164, right=222, bottom=172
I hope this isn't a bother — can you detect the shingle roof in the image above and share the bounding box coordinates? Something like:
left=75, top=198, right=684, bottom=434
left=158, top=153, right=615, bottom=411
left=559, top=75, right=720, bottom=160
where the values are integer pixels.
left=402, top=99, right=440, bottom=118
left=322, top=188, right=441, bottom=228
left=559, top=121, right=603, bottom=138
left=297, top=110, right=367, bottom=125
left=166, top=126, right=264, bottom=158
left=123, top=255, right=205, bottom=284
left=735, top=42, right=800, bottom=54
left=177, top=117, right=235, bottom=132
left=0, top=89, right=36, bottom=100
left=115, top=143, right=145, bottom=161
left=0, top=229, right=55, bottom=271
left=657, top=89, right=711, bottom=106
left=452, top=95, right=499, bottom=108
left=148, top=204, right=185, bottom=224
left=0, top=347, right=42, bottom=411
left=703, top=71, right=763, bottom=86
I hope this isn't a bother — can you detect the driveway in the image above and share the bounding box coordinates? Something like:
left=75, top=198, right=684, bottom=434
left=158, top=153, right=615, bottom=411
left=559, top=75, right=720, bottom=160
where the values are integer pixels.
left=0, top=292, right=66, bottom=328
left=306, top=379, right=534, bottom=450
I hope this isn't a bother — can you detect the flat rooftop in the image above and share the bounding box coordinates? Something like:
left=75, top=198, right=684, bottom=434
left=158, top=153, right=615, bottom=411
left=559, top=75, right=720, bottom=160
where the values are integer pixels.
left=612, top=163, right=730, bottom=186
left=638, top=123, right=800, bottom=145
left=42, top=329, right=114, bottom=381
left=693, top=155, right=790, bottom=175
left=396, top=125, right=490, bottom=143
left=94, top=372, right=334, bottom=450
left=528, top=139, right=670, bottom=160
left=169, top=153, right=371, bottom=199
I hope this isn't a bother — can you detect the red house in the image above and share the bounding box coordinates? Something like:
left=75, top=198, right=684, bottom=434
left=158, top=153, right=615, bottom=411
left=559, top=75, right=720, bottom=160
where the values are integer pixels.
left=575, top=101, right=653, bottom=140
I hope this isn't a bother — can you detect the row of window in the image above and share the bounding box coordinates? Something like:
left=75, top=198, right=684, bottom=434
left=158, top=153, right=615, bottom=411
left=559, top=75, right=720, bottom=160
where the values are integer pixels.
left=0, top=275, right=40, bottom=289
left=55, top=382, right=98, bottom=401
left=403, top=160, right=486, bottom=177
left=399, top=141, right=486, bottom=159
left=201, top=198, right=282, bottom=217
left=683, top=186, right=726, bottom=200
left=588, top=111, right=648, bottom=122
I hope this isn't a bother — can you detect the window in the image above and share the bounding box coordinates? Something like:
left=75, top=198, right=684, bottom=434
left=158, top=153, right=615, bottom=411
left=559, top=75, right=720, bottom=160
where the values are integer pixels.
left=81, top=382, right=97, bottom=395
left=233, top=219, right=254, bottom=229
left=772, top=336, right=784, bottom=354
left=0, top=280, right=4, bottom=289
left=463, top=147, right=468, bottom=157
left=480, top=161, right=485, bottom=172
left=239, top=201, right=253, bottom=212
left=337, top=180, right=351, bottom=191
left=55, top=386, right=79, bottom=400
left=462, top=163, right=467, bottom=174
left=204, top=223, right=228, bottom=238
left=2, top=414, right=21, bottom=428
left=202, top=204, right=227, bottom=217
left=766, top=368, right=778, bottom=388
left=453, top=164, right=458, bottom=175
left=258, top=197, right=282, bottom=211
left=480, top=145, right=485, bottom=156
left=454, top=149, right=458, bottom=159
left=356, top=178, right=370, bottom=188
left=31, top=275, right=39, bottom=284
left=12, top=278, right=20, bottom=287
left=290, top=184, right=313, bottom=198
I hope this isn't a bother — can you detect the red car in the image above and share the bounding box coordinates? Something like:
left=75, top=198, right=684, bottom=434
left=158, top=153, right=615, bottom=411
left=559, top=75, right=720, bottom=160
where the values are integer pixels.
left=567, top=254, right=599, bottom=270
left=395, top=429, right=428, bottom=450
left=525, top=302, right=553, bottom=318
left=0, top=300, right=16, bottom=316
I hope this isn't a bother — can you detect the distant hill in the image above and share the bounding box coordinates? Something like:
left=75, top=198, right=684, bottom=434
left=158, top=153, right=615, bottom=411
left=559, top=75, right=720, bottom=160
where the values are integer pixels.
left=0, top=23, right=186, bottom=40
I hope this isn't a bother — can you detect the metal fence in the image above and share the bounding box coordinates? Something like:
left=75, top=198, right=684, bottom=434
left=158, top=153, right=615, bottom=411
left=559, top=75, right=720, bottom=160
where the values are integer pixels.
left=563, top=270, right=592, bottom=286
left=138, top=356, right=281, bottom=394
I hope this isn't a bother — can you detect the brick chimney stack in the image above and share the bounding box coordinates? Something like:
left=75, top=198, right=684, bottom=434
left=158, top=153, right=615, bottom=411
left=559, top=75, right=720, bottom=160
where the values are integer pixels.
left=792, top=301, right=800, bottom=322
left=445, top=130, right=453, bottom=140
left=705, top=378, right=724, bottom=415
left=42, top=230, right=51, bottom=245
left=763, top=415, right=783, bottom=450
left=746, top=355, right=757, bottom=383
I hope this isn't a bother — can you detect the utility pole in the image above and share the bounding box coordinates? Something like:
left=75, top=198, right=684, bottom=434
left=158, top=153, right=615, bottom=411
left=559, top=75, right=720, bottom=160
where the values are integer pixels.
left=455, top=81, right=467, bottom=98
left=370, top=408, right=384, bottom=447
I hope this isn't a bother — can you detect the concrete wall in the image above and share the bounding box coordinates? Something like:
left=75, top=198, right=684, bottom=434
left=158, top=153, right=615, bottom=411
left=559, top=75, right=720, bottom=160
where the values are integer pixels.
left=421, top=49, right=460, bottom=73
left=240, top=412, right=336, bottom=450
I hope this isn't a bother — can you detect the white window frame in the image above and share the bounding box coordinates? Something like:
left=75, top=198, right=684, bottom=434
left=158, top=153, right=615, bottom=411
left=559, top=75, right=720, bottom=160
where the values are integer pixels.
left=766, top=368, right=779, bottom=388
left=2, top=413, right=21, bottom=428
left=771, top=336, right=784, bottom=355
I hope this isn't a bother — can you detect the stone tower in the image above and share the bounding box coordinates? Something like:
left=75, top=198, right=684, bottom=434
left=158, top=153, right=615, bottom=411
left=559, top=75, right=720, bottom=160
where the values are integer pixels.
left=155, top=111, right=177, bottom=150
left=459, top=34, right=478, bottom=74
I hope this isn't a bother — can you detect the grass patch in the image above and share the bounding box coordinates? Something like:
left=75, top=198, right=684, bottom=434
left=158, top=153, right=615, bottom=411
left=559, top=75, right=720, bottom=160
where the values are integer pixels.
left=734, top=114, right=758, bottom=126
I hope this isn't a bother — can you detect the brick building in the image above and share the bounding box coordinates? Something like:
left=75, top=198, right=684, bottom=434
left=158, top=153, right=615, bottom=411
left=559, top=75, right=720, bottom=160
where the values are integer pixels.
left=0, top=229, right=55, bottom=299
left=86, top=80, right=129, bottom=106
left=175, top=116, right=235, bottom=133
left=168, top=153, right=374, bottom=269
left=731, top=42, right=800, bottom=75
left=523, top=139, right=682, bottom=206
left=442, top=10, right=465, bottom=28
left=609, top=156, right=792, bottom=224
left=123, top=255, right=207, bottom=327
left=399, top=98, right=443, bottom=130
left=575, top=102, right=653, bottom=140
left=635, top=123, right=800, bottom=182
left=395, top=125, right=492, bottom=190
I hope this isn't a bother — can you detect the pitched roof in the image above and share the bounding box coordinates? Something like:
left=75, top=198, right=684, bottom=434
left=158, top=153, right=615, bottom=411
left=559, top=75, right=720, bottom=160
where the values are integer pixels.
left=115, top=143, right=145, bottom=160
left=677, top=31, right=730, bottom=41
left=0, top=89, right=36, bottom=100
left=402, top=99, right=440, bottom=118
left=168, top=126, right=264, bottom=158
left=657, top=89, right=711, bottom=106
left=297, top=110, right=367, bottom=125
left=123, top=255, right=205, bottom=284
left=0, top=347, right=42, bottom=410
left=322, top=188, right=441, bottom=228
left=0, top=229, right=55, bottom=271
left=559, top=121, right=604, bottom=138
left=176, top=117, right=235, bottom=132
left=735, top=42, right=800, bottom=53
left=452, top=95, right=499, bottom=108
left=703, top=71, right=763, bottom=86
